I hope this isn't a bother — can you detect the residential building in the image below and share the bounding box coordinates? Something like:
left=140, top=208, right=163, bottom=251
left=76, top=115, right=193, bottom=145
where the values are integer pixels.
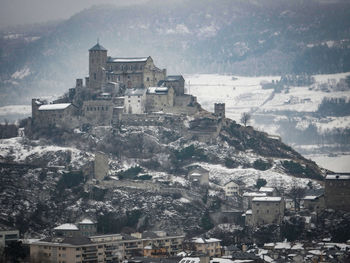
left=325, top=174, right=350, bottom=211
left=302, top=194, right=325, bottom=213
left=0, top=226, right=19, bottom=247
left=30, top=236, right=104, bottom=263
left=54, top=224, right=80, bottom=238
left=77, top=219, right=97, bottom=237
left=188, top=166, right=209, bottom=186
left=224, top=181, right=242, bottom=197
left=30, top=230, right=184, bottom=263
left=250, top=197, right=284, bottom=227
left=242, top=192, right=267, bottom=210
left=189, top=238, right=222, bottom=257
left=258, top=187, right=277, bottom=197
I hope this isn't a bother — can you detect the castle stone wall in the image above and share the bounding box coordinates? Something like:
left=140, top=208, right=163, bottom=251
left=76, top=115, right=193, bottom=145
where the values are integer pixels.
left=82, top=100, right=114, bottom=126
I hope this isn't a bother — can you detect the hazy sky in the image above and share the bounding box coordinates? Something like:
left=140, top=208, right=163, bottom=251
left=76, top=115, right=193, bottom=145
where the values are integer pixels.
left=0, top=0, right=148, bottom=28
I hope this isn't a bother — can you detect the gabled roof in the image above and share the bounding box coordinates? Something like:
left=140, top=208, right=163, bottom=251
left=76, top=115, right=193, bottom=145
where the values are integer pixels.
left=259, top=187, right=275, bottom=193
left=107, top=57, right=148, bottom=63
left=252, top=196, right=282, bottom=202
left=89, top=43, right=107, bottom=51
left=54, top=223, right=79, bottom=231
left=242, top=192, right=266, bottom=197
left=79, top=219, right=95, bottom=225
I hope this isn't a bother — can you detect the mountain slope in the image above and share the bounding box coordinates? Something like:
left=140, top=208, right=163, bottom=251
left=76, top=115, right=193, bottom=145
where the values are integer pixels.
left=1, top=0, right=350, bottom=105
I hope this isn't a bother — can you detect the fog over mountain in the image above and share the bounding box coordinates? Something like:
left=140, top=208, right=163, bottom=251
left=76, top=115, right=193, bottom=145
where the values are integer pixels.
left=1, top=0, right=350, bottom=105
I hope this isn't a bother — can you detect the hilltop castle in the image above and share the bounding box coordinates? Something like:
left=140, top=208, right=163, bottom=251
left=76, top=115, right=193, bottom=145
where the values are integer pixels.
left=31, top=43, right=207, bottom=130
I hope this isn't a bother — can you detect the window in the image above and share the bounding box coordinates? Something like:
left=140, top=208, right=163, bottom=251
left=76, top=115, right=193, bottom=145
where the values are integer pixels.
left=94, top=73, right=96, bottom=80
left=266, top=209, right=269, bottom=213
left=147, top=77, right=150, bottom=81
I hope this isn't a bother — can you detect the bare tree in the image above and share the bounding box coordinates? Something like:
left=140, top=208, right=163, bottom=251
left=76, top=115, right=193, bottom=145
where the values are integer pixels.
left=240, top=112, right=251, bottom=127
left=288, top=184, right=306, bottom=212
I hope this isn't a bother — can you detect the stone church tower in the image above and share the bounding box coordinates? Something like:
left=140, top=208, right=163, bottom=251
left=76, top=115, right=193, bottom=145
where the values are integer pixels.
left=89, top=43, right=107, bottom=90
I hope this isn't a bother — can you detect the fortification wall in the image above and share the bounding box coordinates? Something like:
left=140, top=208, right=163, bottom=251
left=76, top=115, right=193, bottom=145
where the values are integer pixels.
left=115, top=113, right=184, bottom=128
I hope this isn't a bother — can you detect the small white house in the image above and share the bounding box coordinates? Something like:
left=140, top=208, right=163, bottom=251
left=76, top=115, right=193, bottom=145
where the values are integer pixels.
left=188, top=166, right=209, bottom=186
left=259, top=187, right=277, bottom=196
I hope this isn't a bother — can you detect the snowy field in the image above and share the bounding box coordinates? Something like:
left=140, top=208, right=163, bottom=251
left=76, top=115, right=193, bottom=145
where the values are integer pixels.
left=185, top=72, right=350, bottom=173
left=185, top=72, right=350, bottom=124
left=306, top=154, right=350, bottom=173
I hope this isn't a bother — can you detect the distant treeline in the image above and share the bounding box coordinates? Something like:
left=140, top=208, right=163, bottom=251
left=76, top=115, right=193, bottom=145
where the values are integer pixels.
left=278, top=120, right=350, bottom=148
left=317, top=97, right=350, bottom=117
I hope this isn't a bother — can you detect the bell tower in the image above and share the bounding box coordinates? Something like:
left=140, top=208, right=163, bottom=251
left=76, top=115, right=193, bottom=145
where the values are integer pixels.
left=88, top=42, right=107, bottom=90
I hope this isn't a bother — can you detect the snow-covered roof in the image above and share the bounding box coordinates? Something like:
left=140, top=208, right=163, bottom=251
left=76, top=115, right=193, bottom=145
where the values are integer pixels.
left=291, top=243, right=304, bottom=250
left=192, top=237, right=221, bottom=244
left=179, top=257, right=200, bottom=263
left=54, top=223, right=79, bottom=231
left=38, top=103, right=71, bottom=111
left=326, top=174, right=350, bottom=180
left=259, top=187, right=274, bottom=193
left=243, top=192, right=267, bottom=197
left=79, top=219, right=95, bottom=224
left=108, top=57, right=148, bottom=63
left=252, top=196, right=282, bottom=202
left=275, top=242, right=291, bottom=250
left=303, top=195, right=319, bottom=200
left=147, top=86, right=169, bottom=94
left=190, top=173, right=201, bottom=176
left=125, top=88, right=146, bottom=96
left=245, top=209, right=252, bottom=215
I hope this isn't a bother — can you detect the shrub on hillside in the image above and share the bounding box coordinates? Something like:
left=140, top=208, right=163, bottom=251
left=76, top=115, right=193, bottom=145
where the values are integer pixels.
left=253, top=159, right=272, bottom=171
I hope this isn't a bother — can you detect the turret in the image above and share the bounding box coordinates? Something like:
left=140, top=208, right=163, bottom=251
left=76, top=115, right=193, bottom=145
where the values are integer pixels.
left=214, top=103, right=225, bottom=118
left=88, top=42, right=107, bottom=90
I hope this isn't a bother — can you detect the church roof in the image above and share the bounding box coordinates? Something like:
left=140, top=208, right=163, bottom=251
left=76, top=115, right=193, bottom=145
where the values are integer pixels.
left=108, top=57, right=148, bottom=63
left=89, top=43, right=107, bottom=51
